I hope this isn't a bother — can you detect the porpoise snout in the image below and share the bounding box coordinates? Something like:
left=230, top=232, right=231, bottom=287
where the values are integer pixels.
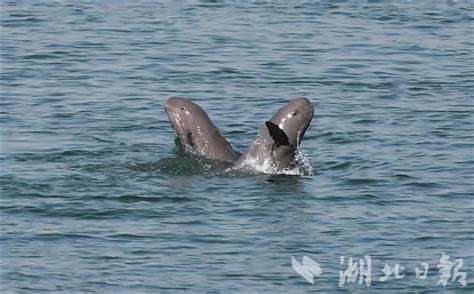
left=292, top=97, right=313, bottom=111
left=164, top=102, right=172, bottom=114
left=164, top=96, right=181, bottom=114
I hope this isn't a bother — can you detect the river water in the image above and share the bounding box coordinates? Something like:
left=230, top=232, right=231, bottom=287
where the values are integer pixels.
left=2, top=1, right=473, bottom=292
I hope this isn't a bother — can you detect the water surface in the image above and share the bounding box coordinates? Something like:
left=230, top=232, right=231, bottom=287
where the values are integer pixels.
left=2, top=1, right=473, bottom=292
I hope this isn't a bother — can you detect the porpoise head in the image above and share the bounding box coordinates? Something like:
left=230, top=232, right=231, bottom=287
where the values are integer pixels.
left=235, top=97, right=314, bottom=172
left=164, top=96, right=210, bottom=140
left=266, top=97, right=314, bottom=148
left=164, top=96, right=238, bottom=162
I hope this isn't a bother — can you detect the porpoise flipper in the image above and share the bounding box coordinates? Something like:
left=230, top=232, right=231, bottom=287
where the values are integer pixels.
left=265, top=121, right=290, bottom=146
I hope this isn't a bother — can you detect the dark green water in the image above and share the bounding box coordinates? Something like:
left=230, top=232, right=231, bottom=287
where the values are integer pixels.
left=2, top=1, right=473, bottom=292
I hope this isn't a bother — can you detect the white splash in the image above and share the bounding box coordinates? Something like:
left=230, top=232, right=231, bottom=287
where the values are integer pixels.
left=232, top=148, right=313, bottom=176
left=295, top=149, right=314, bottom=176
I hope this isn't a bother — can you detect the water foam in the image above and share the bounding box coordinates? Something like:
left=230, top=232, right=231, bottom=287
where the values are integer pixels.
left=230, top=148, right=313, bottom=176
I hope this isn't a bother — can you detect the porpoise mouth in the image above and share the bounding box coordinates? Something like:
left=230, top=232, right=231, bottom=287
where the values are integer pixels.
left=296, top=107, right=314, bottom=145
left=164, top=107, right=183, bottom=133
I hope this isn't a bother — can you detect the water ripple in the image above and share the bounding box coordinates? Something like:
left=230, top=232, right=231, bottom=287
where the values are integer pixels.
left=2, top=1, right=473, bottom=293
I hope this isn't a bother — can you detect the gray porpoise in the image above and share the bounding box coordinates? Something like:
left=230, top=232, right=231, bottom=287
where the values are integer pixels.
left=234, top=97, right=314, bottom=171
left=164, top=96, right=239, bottom=162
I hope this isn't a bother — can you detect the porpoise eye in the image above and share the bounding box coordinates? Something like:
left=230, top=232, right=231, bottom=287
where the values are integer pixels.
left=181, top=107, right=185, bottom=111
left=292, top=110, right=300, bottom=117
